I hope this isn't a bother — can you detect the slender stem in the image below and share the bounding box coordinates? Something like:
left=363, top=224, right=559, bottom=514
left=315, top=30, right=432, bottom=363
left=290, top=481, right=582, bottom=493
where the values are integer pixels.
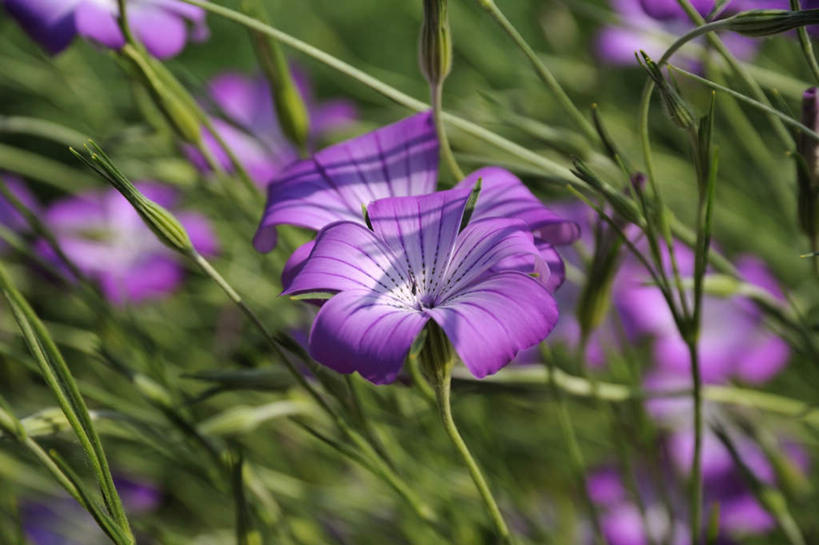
left=686, top=341, right=703, bottom=545
left=792, top=0, right=819, bottom=84
left=117, top=0, right=138, bottom=46
left=431, top=82, right=464, bottom=180
left=475, top=0, right=597, bottom=143
left=432, top=368, right=513, bottom=544
left=189, top=252, right=438, bottom=526
left=671, top=0, right=794, bottom=148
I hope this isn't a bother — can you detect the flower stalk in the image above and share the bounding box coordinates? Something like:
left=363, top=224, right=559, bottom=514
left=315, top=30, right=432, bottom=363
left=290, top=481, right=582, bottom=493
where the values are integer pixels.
left=419, top=323, right=514, bottom=544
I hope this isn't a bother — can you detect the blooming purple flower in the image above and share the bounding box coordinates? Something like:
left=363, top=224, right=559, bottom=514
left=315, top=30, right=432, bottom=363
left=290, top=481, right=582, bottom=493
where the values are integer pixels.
left=184, top=70, right=357, bottom=186
left=42, top=182, right=218, bottom=304
left=615, top=242, right=790, bottom=384
left=3, top=0, right=208, bottom=58
left=283, top=187, right=560, bottom=384
left=253, top=111, right=579, bottom=291
left=596, top=0, right=758, bottom=66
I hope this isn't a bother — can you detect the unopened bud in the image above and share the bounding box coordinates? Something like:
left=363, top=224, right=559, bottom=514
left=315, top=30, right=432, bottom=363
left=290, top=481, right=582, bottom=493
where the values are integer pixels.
left=121, top=44, right=202, bottom=145
left=637, top=51, right=695, bottom=130
left=725, top=9, right=819, bottom=37
left=242, top=0, right=310, bottom=152
left=419, top=0, right=453, bottom=86
left=71, top=141, right=194, bottom=255
left=418, top=321, right=455, bottom=385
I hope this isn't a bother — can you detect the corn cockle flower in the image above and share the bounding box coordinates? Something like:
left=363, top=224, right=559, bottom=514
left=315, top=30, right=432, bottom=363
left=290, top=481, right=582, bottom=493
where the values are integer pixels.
left=3, top=0, right=208, bottom=58
left=253, top=111, right=579, bottom=291
left=615, top=243, right=790, bottom=384
left=283, top=187, right=559, bottom=384
left=40, top=182, right=217, bottom=304
left=184, top=70, right=357, bottom=186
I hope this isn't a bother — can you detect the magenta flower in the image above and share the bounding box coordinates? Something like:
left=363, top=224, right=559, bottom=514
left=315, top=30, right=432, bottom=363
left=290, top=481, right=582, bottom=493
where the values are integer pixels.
left=42, top=182, right=217, bottom=304
left=615, top=242, right=790, bottom=384
left=596, top=0, right=758, bottom=66
left=2, top=0, right=208, bottom=58
left=253, top=111, right=579, bottom=291
left=184, top=70, right=357, bottom=186
left=283, top=187, right=559, bottom=384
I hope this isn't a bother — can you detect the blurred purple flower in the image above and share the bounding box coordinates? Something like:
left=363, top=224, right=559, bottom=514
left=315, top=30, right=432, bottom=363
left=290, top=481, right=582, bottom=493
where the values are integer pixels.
left=184, top=70, right=357, bottom=186
left=283, top=187, right=559, bottom=384
left=0, top=175, right=38, bottom=235
left=41, top=182, right=218, bottom=304
left=23, top=476, right=161, bottom=545
left=616, top=242, right=790, bottom=384
left=2, top=0, right=208, bottom=58
left=596, top=0, right=758, bottom=66
left=253, top=111, right=579, bottom=292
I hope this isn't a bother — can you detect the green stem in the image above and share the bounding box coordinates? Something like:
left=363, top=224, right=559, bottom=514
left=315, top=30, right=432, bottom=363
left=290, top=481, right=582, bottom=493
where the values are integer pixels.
left=475, top=0, right=597, bottom=143
left=792, top=0, right=819, bottom=84
left=0, top=143, right=91, bottom=192
left=432, top=368, right=513, bottom=544
left=686, top=341, right=703, bottom=545
left=432, top=82, right=464, bottom=180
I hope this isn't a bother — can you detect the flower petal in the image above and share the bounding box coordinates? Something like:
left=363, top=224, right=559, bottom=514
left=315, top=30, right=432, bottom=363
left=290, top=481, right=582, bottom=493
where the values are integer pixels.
left=438, top=217, right=546, bottom=301
left=367, top=187, right=471, bottom=297
left=130, top=5, right=188, bottom=59
left=3, top=0, right=78, bottom=54
left=309, top=290, right=428, bottom=384
left=428, top=272, right=558, bottom=378
left=283, top=221, right=408, bottom=298
left=253, top=112, right=438, bottom=252
left=74, top=2, right=125, bottom=50
left=456, top=167, right=580, bottom=245
left=281, top=240, right=315, bottom=291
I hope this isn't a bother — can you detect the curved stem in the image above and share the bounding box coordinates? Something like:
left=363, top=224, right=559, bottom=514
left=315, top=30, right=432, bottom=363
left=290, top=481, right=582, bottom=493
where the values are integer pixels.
left=432, top=82, right=464, bottom=180
left=433, top=368, right=513, bottom=544
left=792, top=0, right=819, bottom=84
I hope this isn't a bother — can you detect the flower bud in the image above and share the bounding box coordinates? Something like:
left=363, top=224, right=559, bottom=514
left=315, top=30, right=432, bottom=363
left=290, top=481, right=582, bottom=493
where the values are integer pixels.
left=71, top=141, right=194, bottom=255
left=724, top=9, right=819, bottom=37
left=120, top=44, right=202, bottom=145
left=419, top=0, right=453, bottom=86
left=797, top=87, right=819, bottom=241
left=418, top=321, right=455, bottom=385
left=243, top=0, right=310, bottom=152
left=637, top=51, right=694, bottom=131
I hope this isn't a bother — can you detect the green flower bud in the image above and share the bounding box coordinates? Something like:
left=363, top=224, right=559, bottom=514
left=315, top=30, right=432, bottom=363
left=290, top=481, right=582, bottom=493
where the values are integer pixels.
left=724, top=9, right=819, bottom=37
left=71, top=141, right=194, bottom=255
left=418, top=321, right=456, bottom=386
left=419, top=0, right=453, bottom=86
left=637, top=51, right=695, bottom=131
left=243, top=0, right=310, bottom=152
left=120, top=44, right=202, bottom=145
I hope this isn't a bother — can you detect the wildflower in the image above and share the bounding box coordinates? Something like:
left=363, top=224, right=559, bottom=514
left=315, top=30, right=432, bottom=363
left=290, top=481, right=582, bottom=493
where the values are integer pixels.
left=3, top=0, right=208, bottom=58
left=23, top=476, right=161, bottom=545
left=615, top=243, right=790, bottom=383
left=184, top=70, right=357, bottom=185
left=253, top=111, right=579, bottom=290
left=283, top=187, right=559, bottom=384
left=40, top=182, right=217, bottom=304
left=596, top=0, right=758, bottom=66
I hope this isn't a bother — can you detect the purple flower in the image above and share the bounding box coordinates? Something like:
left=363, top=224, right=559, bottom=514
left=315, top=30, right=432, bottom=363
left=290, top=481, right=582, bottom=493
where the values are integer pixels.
left=253, top=111, right=579, bottom=291
left=597, top=0, right=758, bottom=66
left=0, top=174, right=38, bottom=235
left=23, top=476, right=161, bottom=545
left=283, top=187, right=560, bottom=384
left=3, top=0, right=208, bottom=58
left=615, top=242, right=790, bottom=384
left=184, top=70, right=357, bottom=186
left=42, top=182, right=218, bottom=304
